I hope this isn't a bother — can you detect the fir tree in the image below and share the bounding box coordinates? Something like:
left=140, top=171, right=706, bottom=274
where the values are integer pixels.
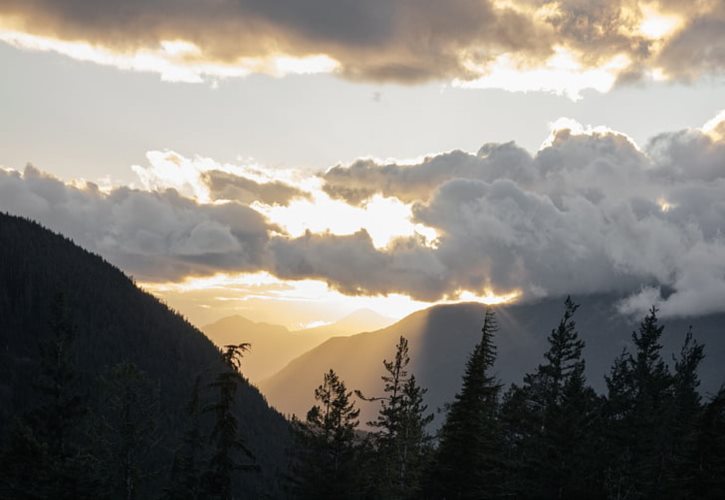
left=297, top=369, right=361, bottom=499
left=358, top=336, right=433, bottom=498
left=94, top=361, right=161, bottom=500
left=430, top=308, right=503, bottom=499
left=202, top=344, right=258, bottom=500
left=502, top=297, right=601, bottom=499
left=0, top=294, right=95, bottom=499
left=603, top=307, right=673, bottom=499
left=690, top=387, right=725, bottom=498
left=166, top=376, right=205, bottom=500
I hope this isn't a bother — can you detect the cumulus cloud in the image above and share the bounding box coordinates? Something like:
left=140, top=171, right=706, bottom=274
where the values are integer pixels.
left=0, top=165, right=271, bottom=281
left=3, top=111, right=725, bottom=317
left=0, top=0, right=723, bottom=94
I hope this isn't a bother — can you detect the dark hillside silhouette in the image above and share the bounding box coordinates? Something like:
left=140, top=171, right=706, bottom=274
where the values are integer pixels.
left=0, top=212, right=290, bottom=497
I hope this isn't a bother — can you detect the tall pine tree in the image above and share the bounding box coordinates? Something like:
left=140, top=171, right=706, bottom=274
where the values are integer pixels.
left=202, top=344, right=258, bottom=500
left=429, top=308, right=503, bottom=499
left=603, top=307, right=673, bottom=499
left=296, top=369, right=361, bottom=499
left=358, top=336, right=433, bottom=499
left=501, top=297, right=602, bottom=499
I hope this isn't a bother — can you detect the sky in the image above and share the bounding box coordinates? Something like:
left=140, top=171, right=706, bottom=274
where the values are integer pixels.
left=1, top=0, right=725, bottom=328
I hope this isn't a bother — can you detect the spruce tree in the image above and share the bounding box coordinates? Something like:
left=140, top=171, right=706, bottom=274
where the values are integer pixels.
left=94, top=361, right=160, bottom=500
left=297, top=369, right=361, bottom=499
left=665, top=327, right=705, bottom=495
left=202, top=344, right=258, bottom=500
left=603, top=307, right=673, bottom=499
left=690, top=387, right=725, bottom=498
left=501, top=297, right=601, bottom=499
left=166, top=376, right=205, bottom=500
left=358, top=336, right=433, bottom=498
left=430, top=308, right=503, bottom=499
left=0, top=294, right=94, bottom=499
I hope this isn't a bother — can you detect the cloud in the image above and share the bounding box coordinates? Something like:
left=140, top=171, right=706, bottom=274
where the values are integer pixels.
left=322, top=143, right=536, bottom=205
left=0, top=1, right=723, bottom=94
left=201, top=169, right=310, bottom=205
left=0, top=165, right=271, bottom=281
left=3, top=111, right=725, bottom=317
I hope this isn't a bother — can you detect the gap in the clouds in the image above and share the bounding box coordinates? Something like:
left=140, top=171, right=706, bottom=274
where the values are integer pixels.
left=140, top=272, right=521, bottom=330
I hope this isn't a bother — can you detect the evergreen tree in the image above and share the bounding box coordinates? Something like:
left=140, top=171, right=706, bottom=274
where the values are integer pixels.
left=165, top=376, right=205, bottom=500
left=501, top=297, right=602, bottom=499
left=603, top=307, right=673, bottom=499
left=358, top=336, right=433, bottom=498
left=666, top=328, right=705, bottom=495
left=296, top=369, right=361, bottom=499
left=94, top=361, right=160, bottom=500
left=0, top=294, right=95, bottom=499
left=430, top=308, right=503, bottom=499
left=690, top=387, right=725, bottom=498
left=202, top=344, right=258, bottom=500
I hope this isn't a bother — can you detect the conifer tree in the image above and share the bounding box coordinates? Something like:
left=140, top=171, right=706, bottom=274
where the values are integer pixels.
left=501, top=297, right=601, bottom=499
left=665, top=327, right=705, bottom=495
left=166, top=376, right=205, bottom=500
left=358, top=336, right=433, bottom=498
left=690, top=387, right=725, bottom=498
left=95, top=361, right=160, bottom=500
left=0, top=294, right=94, bottom=499
left=430, top=308, right=503, bottom=499
left=297, top=369, right=361, bottom=499
left=603, top=307, right=673, bottom=499
left=202, top=344, right=258, bottom=500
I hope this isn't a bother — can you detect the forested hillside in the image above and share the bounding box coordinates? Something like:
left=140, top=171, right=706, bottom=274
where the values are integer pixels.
left=262, top=296, right=725, bottom=427
left=0, top=213, right=290, bottom=498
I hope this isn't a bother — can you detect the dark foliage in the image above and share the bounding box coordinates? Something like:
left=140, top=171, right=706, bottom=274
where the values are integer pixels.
left=0, top=213, right=290, bottom=499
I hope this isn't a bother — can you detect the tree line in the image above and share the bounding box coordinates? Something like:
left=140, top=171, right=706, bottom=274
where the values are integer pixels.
left=290, top=298, right=725, bottom=499
left=2, top=295, right=724, bottom=499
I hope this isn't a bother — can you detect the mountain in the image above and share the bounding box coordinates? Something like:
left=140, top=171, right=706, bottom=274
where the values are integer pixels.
left=298, top=308, right=393, bottom=337
left=202, top=309, right=393, bottom=382
left=0, top=213, right=290, bottom=497
left=259, top=296, right=725, bottom=427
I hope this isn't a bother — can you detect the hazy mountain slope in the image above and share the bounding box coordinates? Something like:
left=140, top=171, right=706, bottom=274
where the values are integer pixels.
left=203, top=309, right=394, bottom=382
left=298, top=308, right=393, bottom=337
left=0, top=213, right=290, bottom=496
left=260, top=297, right=725, bottom=427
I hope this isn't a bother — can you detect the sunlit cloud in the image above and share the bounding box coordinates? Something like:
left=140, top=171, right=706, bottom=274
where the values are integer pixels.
left=456, top=48, right=632, bottom=100
left=141, top=271, right=522, bottom=326
left=0, top=29, right=339, bottom=83
left=638, top=3, right=684, bottom=40
left=1, top=0, right=723, bottom=96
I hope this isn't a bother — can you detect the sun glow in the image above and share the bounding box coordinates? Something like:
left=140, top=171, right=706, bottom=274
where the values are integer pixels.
left=638, top=4, right=683, bottom=40
left=141, top=272, right=523, bottom=328
left=257, top=191, right=439, bottom=249
left=456, top=47, right=631, bottom=100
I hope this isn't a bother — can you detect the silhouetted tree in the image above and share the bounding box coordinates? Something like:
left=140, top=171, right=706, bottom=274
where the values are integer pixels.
left=502, top=297, right=602, bottom=499
left=165, top=376, right=205, bottom=500
left=665, top=328, right=705, bottom=495
left=0, top=294, right=95, bottom=499
left=603, top=307, right=673, bottom=499
left=202, top=344, right=258, bottom=500
left=690, top=386, right=725, bottom=498
left=430, top=308, right=503, bottom=499
left=358, top=336, right=433, bottom=498
left=296, top=369, right=361, bottom=499
left=94, top=361, right=160, bottom=500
